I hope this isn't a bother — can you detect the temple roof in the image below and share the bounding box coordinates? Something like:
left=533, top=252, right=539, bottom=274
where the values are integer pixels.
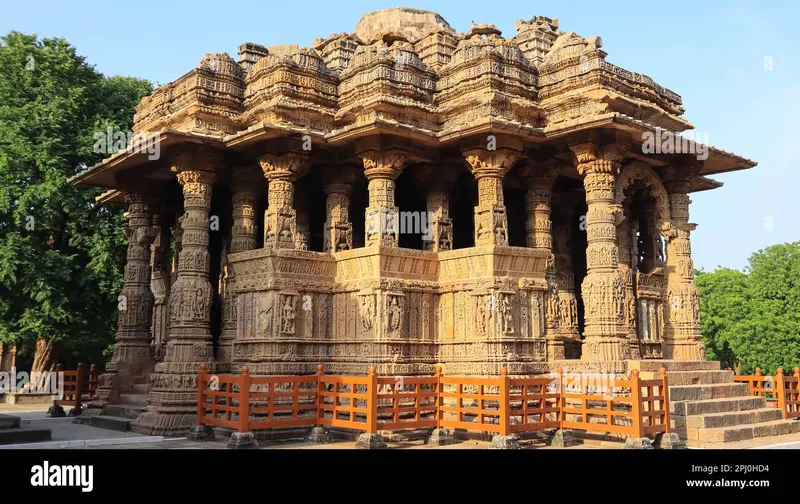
left=69, top=8, right=756, bottom=191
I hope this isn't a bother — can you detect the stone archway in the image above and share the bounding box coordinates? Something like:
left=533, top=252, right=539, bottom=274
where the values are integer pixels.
left=614, top=161, right=672, bottom=228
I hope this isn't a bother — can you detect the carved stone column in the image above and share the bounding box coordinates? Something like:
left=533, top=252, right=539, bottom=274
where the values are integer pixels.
left=87, top=192, right=158, bottom=418
left=616, top=210, right=640, bottom=359
left=419, top=163, right=458, bottom=252
left=259, top=152, right=309, bottom=250
left=108, top=193, right=159, bottom=378
left=132, top=149, right=219, bottom=436
left=323, top=183, right=353, bottom=252
left=519, top=160, right=561, bottom=359
left=571, top=142, right=628, bottom=361
left=552, top=193, right=582, bottom=358
left=360, top=150, right=407, bottom=247
left=150, top=213, right=171, bottom=363
left=294, top=190, right=310, bottom=251
left=663, top=171, right=704, bottom=360
left=218, top=175, right=259, bottom=364
left=462, top=142, right=521, bottom=246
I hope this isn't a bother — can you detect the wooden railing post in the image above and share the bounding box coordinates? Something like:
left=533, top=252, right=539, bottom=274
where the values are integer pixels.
left=197, top=363, right=207, bottom=426
left=54, top=364, right=63, bottom=405
left=434, top=365, right=442, bottom=429
left=499, top=368, right=510, bottom=436
left=239, top=366, right=251, bottom=433
left=630, top=369, right=644, bottom=438
left=660, top=367, right=671, bottom=433
left=753, top=367, right=762, bottom=396
left=74, top=363, right=85, bottom=412
left=557, top=366, right=565, bottom=430
left=315, top=364, right=325, bottom=427
left=776, top=367, right=787, bottom=420
left=367, top=366, right=378, bottom=434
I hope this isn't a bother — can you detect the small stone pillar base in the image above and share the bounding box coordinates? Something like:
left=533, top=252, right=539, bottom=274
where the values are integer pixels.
left=549, top=429, right=579, bottom=448
left=356, top=433, right=387, bottom=449
left=427, top=428, right=456, bottom=446
left=46, top=405, right=66, bottom=418
left=654, top=432, right=686, bottom=449
left=489, top=434, right=521, bottom=449
left=624, top=437, right=655, bottom=449
left=68, top=406, right=83, bottom=417
left=306, top=426, right=332, bottom=444
left=227, top=431, right=258, bottom=449
left=187, top=424, right=215, bottom=442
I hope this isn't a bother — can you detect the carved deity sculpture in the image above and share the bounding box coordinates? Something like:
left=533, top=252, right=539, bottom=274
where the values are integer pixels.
left=360, top=295, right=374, bottom=331
left=388, top=296, right=401, bottom=332
left=500, top=294, right=513, bottom=334
left=280, top=296, right=296, bottom=334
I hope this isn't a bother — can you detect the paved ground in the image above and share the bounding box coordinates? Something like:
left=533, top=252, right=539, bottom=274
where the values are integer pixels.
left=2, top=405, right=799, bottom=449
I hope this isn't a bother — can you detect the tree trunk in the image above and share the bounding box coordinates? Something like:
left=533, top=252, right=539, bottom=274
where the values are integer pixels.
left=31, top=338, right=58, bottom=392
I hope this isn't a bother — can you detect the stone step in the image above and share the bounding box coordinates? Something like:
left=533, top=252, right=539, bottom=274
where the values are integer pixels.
left=105, top=404, right=145, bottom=420
left=664, top=370, right=734, bottom=386
left=672, top=396, right=765, bottom=416
left=0, top=426, right=52, bottom=445
left=688, top=419, right=800, bottom=445
left=0, top=414, right=21, bottom=429
left=90, top=415, right=132, bottom=432
left=118, top=393, right=149, bottom=407
left=130, top=384, right=151, bottom=394
left=685, top=408, right=785, bottom=429
left=669, top=382, right=750, bottom=402
left=628, top=360, right=721, bottom=372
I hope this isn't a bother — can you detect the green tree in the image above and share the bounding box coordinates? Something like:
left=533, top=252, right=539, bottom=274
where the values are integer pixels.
left=697, top=242, right=800, bottom=374
left=0, top=31, right=152, bottom=377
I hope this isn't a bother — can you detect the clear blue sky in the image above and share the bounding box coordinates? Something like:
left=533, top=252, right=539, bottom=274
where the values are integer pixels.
left=3, top=1, right=797, bottom=272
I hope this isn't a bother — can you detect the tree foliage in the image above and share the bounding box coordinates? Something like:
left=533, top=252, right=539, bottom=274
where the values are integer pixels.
left=697, top=242, right=800, bottom=375
left=0, top=31, right=152, bottom=370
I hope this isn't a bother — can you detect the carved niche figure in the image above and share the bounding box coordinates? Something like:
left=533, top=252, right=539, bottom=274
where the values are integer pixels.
left=493, top=209, right=506, bottom=243
left=438, top=219, right=453, bottom=251
left=547, top=283, right=560, bottom=327
left=475, top=295, right=489, bottom=334
left=499, top=294, right=513, bottom=334
left=545, top=253, right=555, bottom=274
left=317, top=295, right=329, bottom=338
left=475, top=213, right=489, bottom=241
left=359, top=295, right=374, bottom=331
left=280, top=295, right=296, bottom=334
left=258, top=298, right=274, bottom=336
left=625, top=292, right=636, bottom=326
left=387, top=296, right=402, bottom=332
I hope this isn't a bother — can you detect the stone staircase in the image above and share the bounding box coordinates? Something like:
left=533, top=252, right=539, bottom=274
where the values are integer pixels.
left=630, top=360, right=800, bottom=447
left=89, top=383, right=150, bottom=432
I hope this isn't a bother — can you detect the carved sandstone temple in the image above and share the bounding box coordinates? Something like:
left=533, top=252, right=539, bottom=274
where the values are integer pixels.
left=69, top=8, right=755, bottom=436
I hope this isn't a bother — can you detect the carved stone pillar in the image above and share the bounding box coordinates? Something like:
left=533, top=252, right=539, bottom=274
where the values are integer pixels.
left=571, top=142, right=628, bottom=361
left=462, top=143, right=521, bottom=246
left=552, top=192, right=581, bottom=358
left=616, top=211, right=640, bottom=359
left=360, top=151, right=407, bottom=247
left=418, top=163, right=457, bottom=252
left=663, top=172, right=704, bottom=360
left=323, top=184, right=353, bottom=252
left=108, top=193, right=158, bottom=377
left=132, top=149, right=219, bottom=436
left=150, top=213, right=171, bottom=363
left=294, top=190, right=310, bottom=251
left=519, top=160, right=561, bottom=359
left=259, top=152, right=309, bottom=250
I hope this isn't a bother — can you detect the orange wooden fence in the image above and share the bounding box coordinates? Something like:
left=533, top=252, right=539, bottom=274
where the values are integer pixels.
left=734, top=367, right=800, bottom=420
left=52, top=363, right=100, bottom=412
left=196, top=364, right=670, bottom=440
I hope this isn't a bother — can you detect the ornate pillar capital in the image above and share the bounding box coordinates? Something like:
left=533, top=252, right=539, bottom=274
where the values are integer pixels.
left=169, top=146, right=222, bottom=175
left=462, top=147, right=520, bottom=179
left=517, top=158, right=560, bottom=188
left=360, top=150, right=408, bottom=180
left=569, top=142, right=626, bottom=176
left=258, top=152, right=310, bottom=182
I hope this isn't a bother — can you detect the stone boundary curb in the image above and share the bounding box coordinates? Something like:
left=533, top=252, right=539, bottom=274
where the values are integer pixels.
left=0, top=436, right=165, bottom=449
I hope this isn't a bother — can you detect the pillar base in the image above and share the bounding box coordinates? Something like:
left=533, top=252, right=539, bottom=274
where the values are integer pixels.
left=187, top=424, right=215, bottom=442
left=46, top=405, right=66, bottom=418
left=489, top=434, right=521, bottom=450
left=654, top=432, right=686, bottom=449
left=227, top=431, right=258, bottom=449
left=67, top=406, right=83, bottom=417
left=306, top=426, right=332, bottom=444
left=623, top=437, right=655, bottom=450
left=355, top=433, right=387, bottom=449
left=549, top=429, right=579, bottom=448
left=427, top=428, right=456, bottom=446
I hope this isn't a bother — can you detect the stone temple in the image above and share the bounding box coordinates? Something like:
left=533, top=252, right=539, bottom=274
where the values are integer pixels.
left=69, top=8, right=756, bottom=436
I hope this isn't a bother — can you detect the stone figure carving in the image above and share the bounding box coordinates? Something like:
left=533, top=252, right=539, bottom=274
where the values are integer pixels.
left=360, top=295, right=374, bottom=331
left=280, top=295, right=296, bottom=334
left=547, top=283, right=560, bottom=326
left=499, top=294, right=513, bottom=334
left=387, top=296, right=401, bottom=332
left=475, top=295, right=488, bottom=334
left=258, top=303, right=273, bottom=336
